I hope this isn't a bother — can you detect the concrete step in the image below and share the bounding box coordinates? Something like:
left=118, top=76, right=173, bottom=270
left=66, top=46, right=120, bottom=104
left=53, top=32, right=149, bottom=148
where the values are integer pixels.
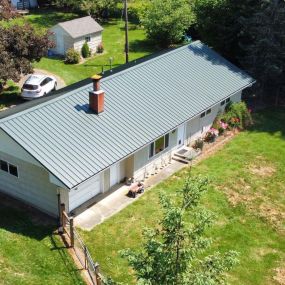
left=172, top=155, right=190, bottom=164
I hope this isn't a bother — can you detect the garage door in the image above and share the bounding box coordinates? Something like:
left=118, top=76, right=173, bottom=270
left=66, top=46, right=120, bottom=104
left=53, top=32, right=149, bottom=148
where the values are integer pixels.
left=69, top=174, right=102, bottom=211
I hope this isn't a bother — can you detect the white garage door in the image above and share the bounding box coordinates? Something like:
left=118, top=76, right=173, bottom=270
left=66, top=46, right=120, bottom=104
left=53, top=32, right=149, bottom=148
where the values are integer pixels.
left=69, top=174, right=102, bottom=211
left=110, top=163, right=120, bottom=188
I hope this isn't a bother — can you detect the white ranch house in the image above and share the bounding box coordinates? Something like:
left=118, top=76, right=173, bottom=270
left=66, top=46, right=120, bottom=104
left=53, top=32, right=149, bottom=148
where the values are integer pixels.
left=0, top=42, right=254, bottom=217
left=50, top=16, right=103, bottom=56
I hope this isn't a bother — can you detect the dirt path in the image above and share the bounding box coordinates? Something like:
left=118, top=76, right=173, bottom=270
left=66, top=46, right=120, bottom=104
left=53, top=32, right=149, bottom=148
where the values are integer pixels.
left=18, top=68, right=66, bottom=90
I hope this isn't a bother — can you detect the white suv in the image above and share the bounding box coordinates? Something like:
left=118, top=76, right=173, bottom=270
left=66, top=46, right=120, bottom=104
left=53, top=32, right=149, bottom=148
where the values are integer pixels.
left=21, top=75, right=57, bottom=100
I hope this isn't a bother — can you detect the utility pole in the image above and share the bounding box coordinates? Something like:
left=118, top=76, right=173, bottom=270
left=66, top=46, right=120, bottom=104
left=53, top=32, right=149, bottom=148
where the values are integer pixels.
left=124, top=0, right=129, bottom=64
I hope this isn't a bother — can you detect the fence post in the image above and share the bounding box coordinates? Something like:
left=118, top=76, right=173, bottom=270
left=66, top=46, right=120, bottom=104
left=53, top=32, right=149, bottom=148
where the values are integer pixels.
left=61, top=203, right=66, bottom=229
left=70, top=217, right=74, bottom=248
left=57, top=193, right=61, bottom=227
left=95, top=263, right=102, bottom=285
left=84, top=246, right=88, bottom=270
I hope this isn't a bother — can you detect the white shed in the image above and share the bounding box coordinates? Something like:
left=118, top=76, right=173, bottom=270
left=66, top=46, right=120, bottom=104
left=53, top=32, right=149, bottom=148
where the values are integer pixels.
left=11, top=0, right=38, bottom=9
left=50, top=16, right=103, bottom=56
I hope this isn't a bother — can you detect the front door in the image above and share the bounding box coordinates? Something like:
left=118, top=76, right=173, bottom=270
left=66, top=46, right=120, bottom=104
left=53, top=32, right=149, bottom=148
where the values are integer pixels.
left=177, top=124, right=185, bottom=148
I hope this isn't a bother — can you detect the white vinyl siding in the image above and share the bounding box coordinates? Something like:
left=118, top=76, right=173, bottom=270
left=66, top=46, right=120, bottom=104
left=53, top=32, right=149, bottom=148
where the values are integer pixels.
left=0, top=151, right=59, bottom=216
left=69, top=173, right=103, bottom=212
left=73, top=32, right=102, bottom=55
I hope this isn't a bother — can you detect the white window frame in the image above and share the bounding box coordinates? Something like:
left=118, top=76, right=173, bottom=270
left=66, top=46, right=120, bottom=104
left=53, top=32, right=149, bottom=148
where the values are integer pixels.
left=149, top=133, right=170, bottom=159
left=85, top=36, right=91, bottom=42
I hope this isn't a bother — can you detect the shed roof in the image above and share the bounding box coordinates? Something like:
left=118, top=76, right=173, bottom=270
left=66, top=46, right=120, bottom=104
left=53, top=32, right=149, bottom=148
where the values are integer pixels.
left=0, top=41, right=254, bottom=189
left=56, top=16, right=103, bottom=38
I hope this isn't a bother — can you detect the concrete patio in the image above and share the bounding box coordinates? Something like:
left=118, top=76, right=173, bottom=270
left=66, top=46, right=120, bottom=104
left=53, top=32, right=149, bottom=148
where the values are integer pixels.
left=74, top=160, right=187, bottom=230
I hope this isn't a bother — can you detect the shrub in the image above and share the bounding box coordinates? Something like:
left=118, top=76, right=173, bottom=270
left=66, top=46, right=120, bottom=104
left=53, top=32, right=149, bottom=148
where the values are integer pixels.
left=97, top=42, right=104, bottom=53
left=224, top=102, right=253, bottom=129
left=204, top=128, right=219, bottom=143
left=81, top=42, right=91, bottom=58
left=193, top=138, right=204, bottom=150
left=64, top=48, right=80, bottom=64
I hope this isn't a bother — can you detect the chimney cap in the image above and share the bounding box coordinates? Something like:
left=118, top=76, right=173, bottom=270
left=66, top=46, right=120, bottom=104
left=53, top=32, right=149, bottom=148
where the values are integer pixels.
left=91, top=74, right=102, bottom=80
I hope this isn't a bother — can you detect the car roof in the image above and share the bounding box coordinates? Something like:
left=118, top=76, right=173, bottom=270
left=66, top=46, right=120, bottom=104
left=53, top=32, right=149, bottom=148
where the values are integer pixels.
left=25, top=75, right=47, bottom=85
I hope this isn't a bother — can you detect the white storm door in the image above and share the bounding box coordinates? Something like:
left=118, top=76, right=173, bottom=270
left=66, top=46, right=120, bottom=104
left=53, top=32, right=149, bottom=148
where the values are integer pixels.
left=177, top=124, right=185, bottom=148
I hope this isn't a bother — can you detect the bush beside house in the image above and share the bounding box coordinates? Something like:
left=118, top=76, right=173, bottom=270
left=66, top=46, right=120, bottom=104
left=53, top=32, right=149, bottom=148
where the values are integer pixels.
left=81, top=42, right=91, bottom=58
left=65, top=48, right=80, bottom=64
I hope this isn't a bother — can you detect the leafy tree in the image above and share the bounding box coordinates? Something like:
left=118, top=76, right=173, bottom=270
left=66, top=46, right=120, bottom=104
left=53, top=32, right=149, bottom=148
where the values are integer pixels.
left=140, top=0, right=194, bottom=47
left=0, top=24, right=54, bottom=89
left=121, top=175, right=239, bottom=285
left=53, top=0, right=119, bottom=18
left=0, top=0, right=18, bottom=20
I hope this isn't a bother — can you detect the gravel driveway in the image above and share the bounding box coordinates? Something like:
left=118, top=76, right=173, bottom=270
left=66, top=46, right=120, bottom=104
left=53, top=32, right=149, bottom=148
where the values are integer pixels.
left=19, top=68, right=66, bottom=90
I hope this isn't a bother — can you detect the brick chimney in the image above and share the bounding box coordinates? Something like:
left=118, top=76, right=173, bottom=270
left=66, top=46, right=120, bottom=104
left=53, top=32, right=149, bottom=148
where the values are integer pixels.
left=89, top=74, right=105, bottom=114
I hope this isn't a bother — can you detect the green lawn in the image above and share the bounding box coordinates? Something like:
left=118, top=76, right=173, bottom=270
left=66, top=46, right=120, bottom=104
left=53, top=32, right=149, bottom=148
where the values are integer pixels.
left=34, top=19, right=157, bottom=85
left=0, top=200, right=84, bottom=285
left=0, top=10, right=158, bottom=106
left=80, top=108, right=285, bottom=284
left=0, top=81, right=22, bottom=110
left=7, top=9, right=158, bottom=85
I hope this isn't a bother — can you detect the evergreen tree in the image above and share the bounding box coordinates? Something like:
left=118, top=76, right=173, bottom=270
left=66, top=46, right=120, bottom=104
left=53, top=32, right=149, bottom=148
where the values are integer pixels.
left=239, top=0, right=285, bottom=103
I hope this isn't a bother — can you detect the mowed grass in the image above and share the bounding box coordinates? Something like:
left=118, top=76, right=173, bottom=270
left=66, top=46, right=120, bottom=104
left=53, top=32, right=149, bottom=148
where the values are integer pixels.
left=4, top=9, right=158, bottom=85
left=0, top=203, right=84, bottom=285
left=34, top=19, right=157, bottom=85
left=0, top=81, right=22, bottom=110
left=0, top=10, right=158, bottom=105
left=80, top=108, right=285, bottom=284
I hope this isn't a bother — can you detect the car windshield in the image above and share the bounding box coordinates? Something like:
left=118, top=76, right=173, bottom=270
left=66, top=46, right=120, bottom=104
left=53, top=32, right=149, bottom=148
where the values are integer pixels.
left=23, top=84, right=38, bottom=90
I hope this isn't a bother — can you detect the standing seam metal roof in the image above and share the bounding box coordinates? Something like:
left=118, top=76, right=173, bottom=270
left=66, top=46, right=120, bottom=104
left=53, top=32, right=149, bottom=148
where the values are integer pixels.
left=0, top=41, right=254, bottom=189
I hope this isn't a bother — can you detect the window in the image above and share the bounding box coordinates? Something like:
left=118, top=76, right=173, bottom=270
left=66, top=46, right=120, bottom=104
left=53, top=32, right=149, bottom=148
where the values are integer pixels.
left=85, top=36, right=91, bottom=42
left=9, top=164, right=18, bottom=177
left=200, top=112, right=206, bottom=118
left=165, top=134, right=169, bottom=148
left=149, top=142, right=154, bottom=158
left=0, top=160, right=8, bottom=172
left=226, top=98, right=230, bottom=103
left=206, top=109, right=211, bottom=115
left=221, top=100, right=226, bottom=106
left=40, top=78, right=49, bottom=86
left=0, top=159, right=18, bottom=177
left=149, top=133, right=170, bottom=158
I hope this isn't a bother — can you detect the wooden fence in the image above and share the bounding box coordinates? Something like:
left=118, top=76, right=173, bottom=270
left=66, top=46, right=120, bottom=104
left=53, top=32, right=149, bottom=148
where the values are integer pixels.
left=59, top=203, right=104, bottom=285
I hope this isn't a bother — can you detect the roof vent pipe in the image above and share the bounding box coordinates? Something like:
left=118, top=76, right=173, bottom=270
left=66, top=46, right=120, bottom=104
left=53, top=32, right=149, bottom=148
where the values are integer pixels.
left=89, top=74, right=105, bottom=114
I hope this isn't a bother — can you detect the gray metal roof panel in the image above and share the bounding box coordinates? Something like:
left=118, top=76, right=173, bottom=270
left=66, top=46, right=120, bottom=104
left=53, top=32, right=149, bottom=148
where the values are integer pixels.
left=56, top=16, right=103, bottom=38
left=0, top=41, right=254, bottom=189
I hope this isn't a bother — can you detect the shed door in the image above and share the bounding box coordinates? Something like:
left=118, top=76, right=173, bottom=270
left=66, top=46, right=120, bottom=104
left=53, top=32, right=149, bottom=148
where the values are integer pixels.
left=56, top=35, right=65, bottom=55
left=110, top=163, right=120, bottom=188
left=69, top=175, right=101, bottom=211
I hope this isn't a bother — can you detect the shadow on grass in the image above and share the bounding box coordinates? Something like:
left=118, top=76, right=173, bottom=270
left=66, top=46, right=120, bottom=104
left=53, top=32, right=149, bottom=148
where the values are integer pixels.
left=49, top=234, right=84, bottom=284
left=129, top=38, right=160, bottom=54
left=0, top=84, right=22, bottom=106
left=249, top=107, right=285, bottom=139
left=26, top=9, right=79, bottom=30
left=0, top=193, right=83, bottom=284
